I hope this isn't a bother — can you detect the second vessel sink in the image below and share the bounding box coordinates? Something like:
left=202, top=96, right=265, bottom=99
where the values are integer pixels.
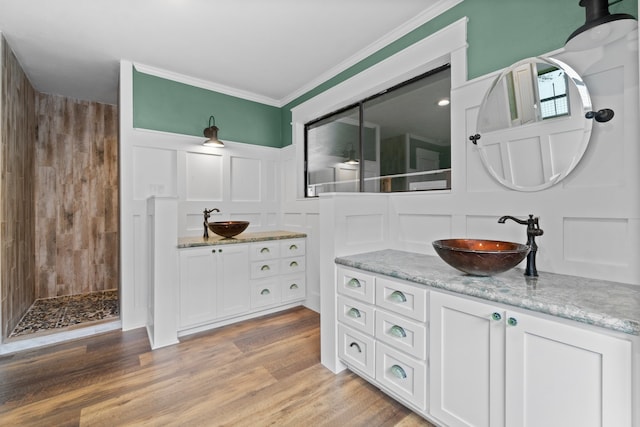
left=208, top=221, right=250, bottom=238
left=432, top=239, right=529, bottom=276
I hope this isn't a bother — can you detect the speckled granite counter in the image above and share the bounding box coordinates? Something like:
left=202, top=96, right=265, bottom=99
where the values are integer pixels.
left=178, top=230, right=307, bottom=248
left=335, top=249, right=640, bottom=336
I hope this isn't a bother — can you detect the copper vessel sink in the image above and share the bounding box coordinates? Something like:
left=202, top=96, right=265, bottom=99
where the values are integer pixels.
left=208, top=221, right=249, bottom=238
left=432, top=239, right=530, bottom=276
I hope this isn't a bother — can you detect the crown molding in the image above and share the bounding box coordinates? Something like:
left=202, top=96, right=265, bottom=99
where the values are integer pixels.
left=132, top=62, right=281, bottom=107
left=279, top=0, right=463, bottom=106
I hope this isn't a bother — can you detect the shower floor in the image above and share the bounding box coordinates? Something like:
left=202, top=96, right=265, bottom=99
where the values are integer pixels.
left=9, top=290, right=119, bottom=338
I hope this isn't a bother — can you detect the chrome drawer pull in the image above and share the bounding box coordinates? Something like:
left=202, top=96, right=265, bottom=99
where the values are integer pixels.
left=261, top=265, right=270, bottom=271
left=389, top=325, right=406, bottom=338
left=347, top=308, right=361, bottom=318
left=508, top=317, right=518, bottom=326
left=260, top=247, right=270, bottom=253
left=289, top=283, right=299, bottom=290
left=492, top=312, right=502, bottom=321
left=260, top=289, right=270, bottom=296
left=289, top=261, right=298, bottom=267
left=349, top=342, right=362, bottom=353
left=389, top=290, right=407, bottom=303
left=346, top=278, right=361, bottom=288
left=390, top=364, right=407, bottom=379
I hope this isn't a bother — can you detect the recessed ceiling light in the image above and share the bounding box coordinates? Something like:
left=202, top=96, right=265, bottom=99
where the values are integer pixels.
left=437, top=98, right=450, bottom=107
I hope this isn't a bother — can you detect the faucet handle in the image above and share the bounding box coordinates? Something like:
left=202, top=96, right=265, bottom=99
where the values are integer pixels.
left=529, top=228, right=544, bottom=237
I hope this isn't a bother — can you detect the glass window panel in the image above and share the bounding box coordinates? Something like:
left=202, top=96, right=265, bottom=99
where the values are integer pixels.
left=364, top=67, right=451, bottom=193
left=305, top=107, right=360, bottom=197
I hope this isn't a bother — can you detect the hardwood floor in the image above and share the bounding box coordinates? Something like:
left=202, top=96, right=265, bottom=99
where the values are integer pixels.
left=0, top=307, right=435, bottom=426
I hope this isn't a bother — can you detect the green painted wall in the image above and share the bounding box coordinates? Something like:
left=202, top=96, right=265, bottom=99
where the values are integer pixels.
left=132, top=68, right=281, bottom=147
left=130, top=0, right=636, bottom=149
left=281, top=0, right=637, bottom=146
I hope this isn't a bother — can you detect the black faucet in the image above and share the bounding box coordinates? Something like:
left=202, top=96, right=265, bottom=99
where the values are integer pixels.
left=498, top=214, right=544, bottom=277
left=203, top=208, right=220, bottom=238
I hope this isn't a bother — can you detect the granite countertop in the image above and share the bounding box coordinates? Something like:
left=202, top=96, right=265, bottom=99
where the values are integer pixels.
left=178, top=230, right=307, bottom=248
left=335, top=249, right=640, bottom=336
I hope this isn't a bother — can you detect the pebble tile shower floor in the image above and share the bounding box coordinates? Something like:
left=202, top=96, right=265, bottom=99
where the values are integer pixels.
left=9, top=290, right=119, bottom=338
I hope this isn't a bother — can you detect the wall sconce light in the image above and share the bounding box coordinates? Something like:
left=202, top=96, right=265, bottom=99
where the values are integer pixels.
left=566, top=0, right=636, bottom=51
left=344, top=144, right=359, bottom=165
left=203, top=115, right=225, bottom=147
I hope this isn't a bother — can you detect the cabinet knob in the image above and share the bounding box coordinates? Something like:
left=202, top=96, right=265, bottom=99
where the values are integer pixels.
left=508, top=317, right=518, bottom=326
left=260, top=289, right=270, bottom=296
left=261, top=265, right=270, bottom=271
left=390, top=364, right=407, bottom=379
left=390, top=325, right=407, bottom=338
left=346, top=278, right=361, bottom=288
left=290, top=244, right=298, bottom=250
left=260, top=247, right=270, bottom=253
left=289, top=261, right=298, bottom=268
left=492, top=312, right=502, bottom=321
left=289, top=283, right=299, bottom=290
left=347, top=308, right=361, bottom=318
left=349, top=342, right=362, bottom=353
left=389, top=290, right=407, bottom=303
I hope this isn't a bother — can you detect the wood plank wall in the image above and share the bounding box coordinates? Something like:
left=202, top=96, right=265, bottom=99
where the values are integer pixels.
left=0, top=36, right=37, bottom=338
left=35, top=94, right=118, bottom=298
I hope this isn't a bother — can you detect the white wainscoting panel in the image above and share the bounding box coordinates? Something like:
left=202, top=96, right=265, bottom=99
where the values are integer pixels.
left=396, top=213, right=452, bottom=252
left=185, top=151, right=223, bottom=201
left=563, top=217, right=628, bottom=266
left=283, top=212, right=304, bottom=228
left=231, top=156, right=261, bottom=201
left=346, top=214, right=385, bottom=245
left=564, top=66, right=625, bottom=189
left=133, top=147, right=177, bottom=200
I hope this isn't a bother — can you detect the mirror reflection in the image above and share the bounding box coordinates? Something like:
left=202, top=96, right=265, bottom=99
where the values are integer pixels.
left=476, top=57, right=592, bottom=191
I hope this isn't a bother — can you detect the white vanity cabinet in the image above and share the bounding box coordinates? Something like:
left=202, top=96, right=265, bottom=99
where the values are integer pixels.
left=336, top=266, right=429, bottom=411
left=249, top=238, right=307, bottom=309
left=179, top=244, right=250, bottom=329
left=179, top=237, right=306, bottom=334
left=430, top=290, right=634, bottom=427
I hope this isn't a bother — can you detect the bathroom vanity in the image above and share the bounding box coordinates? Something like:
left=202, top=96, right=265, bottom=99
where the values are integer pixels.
left=177, top=231, right=307, bottom=334
left=145, top=197, right=307, bottom=350
left=333, top=249, right=640, bottom=427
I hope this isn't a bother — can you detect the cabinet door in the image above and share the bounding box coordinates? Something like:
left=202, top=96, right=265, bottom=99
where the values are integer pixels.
left=505, top=310, right=633, bottom=427
left=430, top=291, right=505, bottom=427
left=179, top=248, right=217, bottom=329
left=216, top=244, right=251, bottom=318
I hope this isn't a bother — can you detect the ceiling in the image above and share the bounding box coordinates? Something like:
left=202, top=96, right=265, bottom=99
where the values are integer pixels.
left=0, top=0, right=447, bottom=106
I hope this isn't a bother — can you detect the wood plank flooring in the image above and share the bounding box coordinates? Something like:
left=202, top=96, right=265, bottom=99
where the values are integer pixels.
left=0, top=307, right=435, bottom=426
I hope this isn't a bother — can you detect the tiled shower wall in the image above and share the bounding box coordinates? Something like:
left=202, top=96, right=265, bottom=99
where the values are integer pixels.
left=0, top=36, right=37, bottom=338
left=35, top=94, right=118, bottom=298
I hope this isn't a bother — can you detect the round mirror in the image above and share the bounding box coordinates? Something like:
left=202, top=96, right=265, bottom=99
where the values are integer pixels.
left=475, top=57, right=593, bottom=191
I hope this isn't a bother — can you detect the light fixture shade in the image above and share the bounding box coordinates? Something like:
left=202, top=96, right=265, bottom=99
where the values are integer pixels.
left=203, top=115, right=225, bottom=147
left=566, top=0, right=636, bottom=51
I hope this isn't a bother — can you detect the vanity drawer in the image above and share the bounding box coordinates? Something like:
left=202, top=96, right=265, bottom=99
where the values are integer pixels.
left=376, top=278, right=428, bottom=322
left=376, top=342, right=427, bottom=410
left=250, top=241, right=280, bottom=261
left=375, top=310, right=427, bottom=360
left=280, top=239, right=306, bottom=257
left=338, top=296, right=375, bottom=336
left=250, top=279, right=281, bottom=309
left=251, top=260, right=280, bottom=278
left=281, top=275, right=306, bottom=302
left=281, top=256, right=305, bottom=274
left=337, top=266, right=375, bottom=304
left=338, top=324, right=375, bottom=379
